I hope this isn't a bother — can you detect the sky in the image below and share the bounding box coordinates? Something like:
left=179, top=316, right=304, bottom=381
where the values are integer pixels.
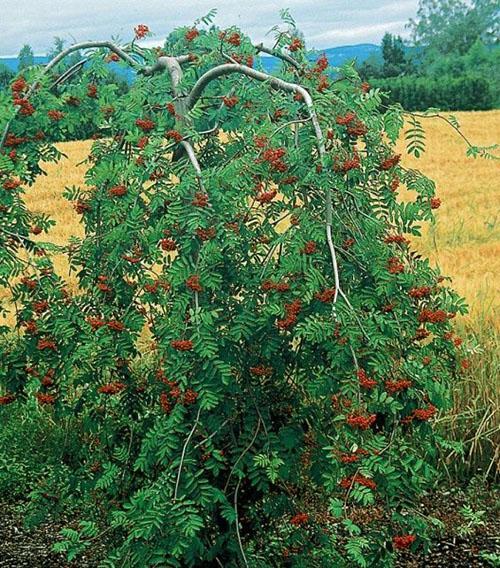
left=0, top=0, right=419, bottom=57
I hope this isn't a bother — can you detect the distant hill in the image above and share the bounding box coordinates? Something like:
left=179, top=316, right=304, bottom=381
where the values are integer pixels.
left=0, top=43, right=380, bottom=76
left=0, top=55, right=49, bottom=72
left=262, top=43, right=381, bottom=71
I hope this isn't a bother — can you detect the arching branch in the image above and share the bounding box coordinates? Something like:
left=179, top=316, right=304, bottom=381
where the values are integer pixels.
left=184, top=62, right=342, bottom=303
left=0, top=41, right=188, bottom=150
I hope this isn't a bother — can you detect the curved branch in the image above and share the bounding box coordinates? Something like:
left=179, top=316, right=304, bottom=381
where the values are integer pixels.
left=184, top=63, right=344, bottom=303
left=0, top=41, right=141, bottom=150
left=51, top=58, right=89, bottom=88
left=180, top=140, right=206, bottom=193
left=173, top=405, right=202, bottom=501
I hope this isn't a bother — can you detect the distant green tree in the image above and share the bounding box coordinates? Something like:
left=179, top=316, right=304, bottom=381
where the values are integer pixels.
left=47, top=36, right=66, bottom=60
left=408, top=0, right=499, bottom=57
left=0, top=63, right=14, bottom=90
left=47, top=37, right=83, bottom=73
left=381, top=33, right=413, bottom=76
left=18, top=44, right=35, bottom=70
left=357, top=53, right=383, bottom=80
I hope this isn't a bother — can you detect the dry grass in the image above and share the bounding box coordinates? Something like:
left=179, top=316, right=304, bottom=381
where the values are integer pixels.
left=395, top=110, right=500, bottom=327
left=13, top=110, right=499, bottom=323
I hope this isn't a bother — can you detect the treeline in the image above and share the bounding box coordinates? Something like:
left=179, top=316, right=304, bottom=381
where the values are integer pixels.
left=357, top=0, right=499, bottom=111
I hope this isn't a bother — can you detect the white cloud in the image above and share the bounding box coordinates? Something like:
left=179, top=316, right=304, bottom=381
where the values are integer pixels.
left=2, top=0, right=418, bottom=56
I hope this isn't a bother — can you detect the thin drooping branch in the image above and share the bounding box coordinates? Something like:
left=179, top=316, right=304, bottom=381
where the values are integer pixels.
left=234, top=478, right=249, bottom=568
left=173, top=406, right=202, bottom=501
left=224, top=417, right=261, bottom=492
left=180, top=140, right=206, bottom=193
left=51, top=58, right=89, bottom=88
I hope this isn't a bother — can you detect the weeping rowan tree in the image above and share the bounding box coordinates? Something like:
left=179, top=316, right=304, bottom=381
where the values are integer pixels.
left=0, top=13, right=483, bottom=568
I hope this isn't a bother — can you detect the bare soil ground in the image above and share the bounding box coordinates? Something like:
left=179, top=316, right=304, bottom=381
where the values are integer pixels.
left=1, top=486, right=498, bottom=567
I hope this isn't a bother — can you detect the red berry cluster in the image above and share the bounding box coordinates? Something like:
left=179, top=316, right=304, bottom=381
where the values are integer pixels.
left=408, top=286, right=432, bottom=299
left=261, top=280, right=290, bottom=293
left=4, top=134, right=28, bottom=147
left=23, top=320, right=38, bottom=335
left=346, top=412, right=376, bottom=430
left=336, top=112, right=356, bottom=126
left=222, top=96, right=238, bottom=108
left=393, top=535, right=416, bottom=550
left=380, top=154, right=401, bottom=170
left=301, top=241, right=317, bottom=255
left=338, top=448, right=369, bottom=463
left=317, top=75, right=329, bottom=92
left=256, top=186, right=277, bottom=203
left=37, top=338, right=56, bottom=351
left=259, top=147, right=287, bottom=172
left=185, top=28, right=199, bottom=42
left=97, top=275, right=112, bottom=293
left=11, top=77, right=27, bottom=94
left=137, top=136, right=148, bottom=149
left=418, top=308, right=448, bottom=323
left=0, top=394, right=15, bottom=406
left=357, top=369, right=377, bottom=389
left=135, top=118, right=155, bottom=132
left=160, top=238, right=177, bottom=251
left=314, top=288, right=336, bottom=303
left=249, top=365, right=273, bottom=377
left=134, top=24, right=150, bottom=40
left=290, top=512, right=308, bottom=526
left=171, top=339, right=194, bottom=351
left=314, top=54, right=329, bottom=73
left=166, top=129, right=183, bottom=142
left=340, top=474, right=376, bottom=490
left=186, top=275, right=203, bottom=292
left=98, top=381, right=126, bottom=395
left=183, top=389, right=198, bottom=405
left=385, top=379, right=412, bottom=394
left=166, top=102, right=176, bottom=116
left=288, top=38, right=303, bottom=52
left=334, top=153, right=360, bottom=173
left=3, top=179, right=22, bottom=191
left=254, top=135, right=268, bottom=148
left=108, top=184, right=127, bottom=197
left=384, top=234, right=409, bottom=245
left=276, top=299, right=302, bottom=330
left=107, top=320, right=125, bottom=332
left=48, top=110, right=65, bottom=121
left=226, top=32, right=241, bottom=46
left=196, top=227, right=216, bottom=241
left=36, top=392, right=55, bottom=405
left=66, top=96, right=81, bottom=107
left=192, top=192, right=209, bottom=207
left=87, top=84, right=98, bottom=98
left=388, top=256, right=404, bottom=274
left=430, top=197, right=441, bottom=209
left=13, top=96, right=35, bottom=116
left=32, top=300, right=48, bottom=313
left=412, top=404, right=437, bottom=421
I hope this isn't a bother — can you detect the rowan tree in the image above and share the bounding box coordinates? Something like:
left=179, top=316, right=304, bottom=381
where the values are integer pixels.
left=0, top=12, right=487, bottom=567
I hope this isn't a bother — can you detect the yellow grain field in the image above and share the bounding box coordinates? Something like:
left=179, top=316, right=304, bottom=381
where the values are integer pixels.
left=2, top=110, right=499, bottom=329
